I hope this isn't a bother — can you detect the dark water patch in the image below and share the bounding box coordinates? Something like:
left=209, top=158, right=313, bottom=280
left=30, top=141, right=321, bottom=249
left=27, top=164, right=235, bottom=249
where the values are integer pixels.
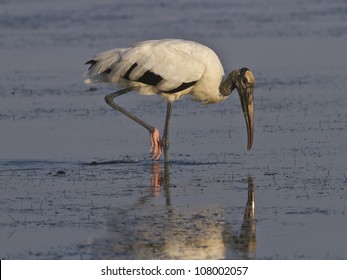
left=158, top=158, right=230, bottom=166
left=0, top=160, right=71, bottom=172
left=85, top=159, right=142, bottom=166
left=285, top=207, right=330, bottom=215
left=83, top=156, right=234, bottom=167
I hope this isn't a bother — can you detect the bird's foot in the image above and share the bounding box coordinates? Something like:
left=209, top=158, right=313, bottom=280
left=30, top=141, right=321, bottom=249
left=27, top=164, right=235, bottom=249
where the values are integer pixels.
left=150, top=128, right=162, bottom=160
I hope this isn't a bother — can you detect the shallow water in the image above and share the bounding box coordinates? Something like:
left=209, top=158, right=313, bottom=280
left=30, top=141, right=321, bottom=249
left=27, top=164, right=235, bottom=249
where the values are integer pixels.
left=0, top=0, right=347, bottom=259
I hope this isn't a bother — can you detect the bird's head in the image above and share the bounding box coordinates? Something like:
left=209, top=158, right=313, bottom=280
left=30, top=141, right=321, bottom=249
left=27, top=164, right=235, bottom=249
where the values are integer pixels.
left=229, top=68, right=255, bottom=151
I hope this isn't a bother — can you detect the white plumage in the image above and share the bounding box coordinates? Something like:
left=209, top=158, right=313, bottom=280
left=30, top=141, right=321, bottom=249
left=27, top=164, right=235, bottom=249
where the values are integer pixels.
left=84, top=39, right=225, bottom=103
left=84, top=39, right=255, bottom=161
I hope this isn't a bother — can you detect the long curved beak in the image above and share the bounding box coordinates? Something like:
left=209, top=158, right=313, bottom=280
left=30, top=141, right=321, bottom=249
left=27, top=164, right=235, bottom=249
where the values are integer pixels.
left=239, top=86, right=254, bottom=150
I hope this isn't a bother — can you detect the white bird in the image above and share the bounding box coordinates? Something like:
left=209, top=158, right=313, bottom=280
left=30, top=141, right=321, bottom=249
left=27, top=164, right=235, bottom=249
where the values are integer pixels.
left=84, top=39, right=255, bottom=162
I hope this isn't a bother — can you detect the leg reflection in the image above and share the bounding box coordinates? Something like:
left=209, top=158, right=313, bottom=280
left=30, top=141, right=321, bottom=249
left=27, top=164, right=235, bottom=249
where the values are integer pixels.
left=150, top=162, right=171, bottom=198
left=150, top=163, right=162, bottom=196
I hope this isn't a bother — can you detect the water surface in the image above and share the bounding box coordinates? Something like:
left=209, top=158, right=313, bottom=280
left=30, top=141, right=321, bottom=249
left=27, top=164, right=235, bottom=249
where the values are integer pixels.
left=0, top=0, right=346, bottom=259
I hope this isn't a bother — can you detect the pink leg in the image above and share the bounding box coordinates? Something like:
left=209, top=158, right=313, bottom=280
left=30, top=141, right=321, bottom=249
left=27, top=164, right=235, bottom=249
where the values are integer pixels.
left=150, top=128, right=162, bottom=160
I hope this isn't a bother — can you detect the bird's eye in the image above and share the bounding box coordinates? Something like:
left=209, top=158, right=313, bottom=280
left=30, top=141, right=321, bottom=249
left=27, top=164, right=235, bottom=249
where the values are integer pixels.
left=242, top=77, right=248, bottom=85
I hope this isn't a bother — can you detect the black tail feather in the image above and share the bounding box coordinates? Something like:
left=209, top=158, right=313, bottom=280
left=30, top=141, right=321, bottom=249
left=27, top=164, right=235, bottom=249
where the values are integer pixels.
left=85, top=59, right=97, bottom=70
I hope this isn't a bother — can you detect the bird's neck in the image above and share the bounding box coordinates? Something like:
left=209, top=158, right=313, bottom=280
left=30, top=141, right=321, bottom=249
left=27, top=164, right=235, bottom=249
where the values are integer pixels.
left=219, top=71, right=238, bottom=97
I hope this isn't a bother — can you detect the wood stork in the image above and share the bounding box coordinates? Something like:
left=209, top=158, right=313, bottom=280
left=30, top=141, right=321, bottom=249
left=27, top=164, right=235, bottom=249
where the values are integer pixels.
left=84, top=39, right=255, bottom=162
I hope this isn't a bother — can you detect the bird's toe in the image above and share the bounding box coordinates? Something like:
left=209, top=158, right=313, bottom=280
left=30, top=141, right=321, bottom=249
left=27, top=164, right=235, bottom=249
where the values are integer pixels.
left=150, top=128, right=162, bottom=160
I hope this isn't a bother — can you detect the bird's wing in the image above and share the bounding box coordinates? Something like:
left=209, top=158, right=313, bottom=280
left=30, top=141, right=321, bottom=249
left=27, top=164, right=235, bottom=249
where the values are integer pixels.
left=85, top=40, right=207, bottom=93
left=124, top=40, right=206, bottom=92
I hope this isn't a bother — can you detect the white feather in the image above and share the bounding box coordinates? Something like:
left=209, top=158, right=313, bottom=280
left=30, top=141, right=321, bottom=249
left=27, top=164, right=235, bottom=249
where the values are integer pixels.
left=84, top=39, right=225, bottom=103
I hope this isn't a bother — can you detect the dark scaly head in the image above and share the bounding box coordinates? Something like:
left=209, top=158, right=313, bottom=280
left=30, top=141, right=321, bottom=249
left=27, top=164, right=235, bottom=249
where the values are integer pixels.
left=223, top=68, right=255, bottom=150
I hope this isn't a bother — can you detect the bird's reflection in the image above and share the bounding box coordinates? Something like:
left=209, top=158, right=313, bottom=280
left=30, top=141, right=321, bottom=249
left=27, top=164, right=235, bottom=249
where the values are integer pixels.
left=223, top=176, right=256, bottom=258
left=150, top=163, right=162, bottom=196
left=86, top=163, right=256, bottom=259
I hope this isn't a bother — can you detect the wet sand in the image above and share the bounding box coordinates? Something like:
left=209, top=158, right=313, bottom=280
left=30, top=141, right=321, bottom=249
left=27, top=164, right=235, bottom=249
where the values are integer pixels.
left=1, top=0, right=346, bottom=259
